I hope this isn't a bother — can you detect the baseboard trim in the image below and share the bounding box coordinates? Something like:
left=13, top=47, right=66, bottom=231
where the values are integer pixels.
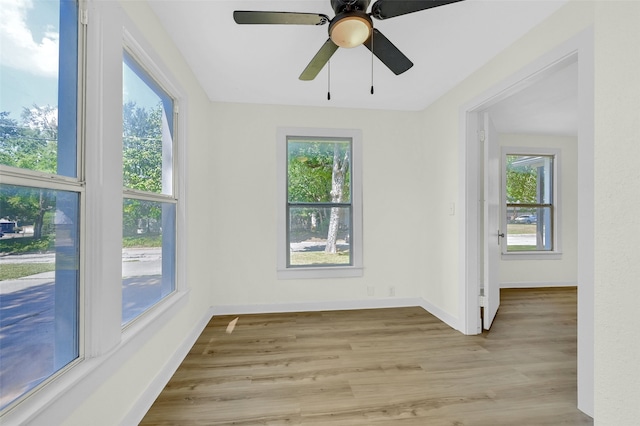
left=501, top=281, right=578, bottom=289
left=123, top=306, right=215, bottom=425
left=212, top=297, right=460, bottom=331
left=416, top=298, right=460, bottom=331
left=212, top=298, right=424, bottom=316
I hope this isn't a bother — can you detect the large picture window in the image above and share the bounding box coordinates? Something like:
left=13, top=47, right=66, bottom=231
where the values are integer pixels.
left=0, top=0, right=80, bottom=411
left=278, top=128, right=362, bottom=279
left=121, top=50, right=176, bottom=325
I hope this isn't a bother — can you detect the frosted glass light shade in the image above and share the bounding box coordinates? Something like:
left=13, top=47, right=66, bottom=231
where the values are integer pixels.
left=330, top=16, right=372, bottom=48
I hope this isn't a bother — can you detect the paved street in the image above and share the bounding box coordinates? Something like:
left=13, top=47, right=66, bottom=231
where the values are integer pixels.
left=0, top=248, right=164, bottom=410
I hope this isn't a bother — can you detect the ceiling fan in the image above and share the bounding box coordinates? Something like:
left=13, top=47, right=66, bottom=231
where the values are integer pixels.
left=234, top=0, right=465, bottom=81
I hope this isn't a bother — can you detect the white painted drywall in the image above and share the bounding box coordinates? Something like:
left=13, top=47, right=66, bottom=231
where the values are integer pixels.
left=498, top=134, right=578, bottom=288
left=36, top=0, right=640, bottom=424
left=207, top=101, right=426, bottom=309
left=593, top=1, right=640, bottom=423
left=57, top=1, right=216, bottom=425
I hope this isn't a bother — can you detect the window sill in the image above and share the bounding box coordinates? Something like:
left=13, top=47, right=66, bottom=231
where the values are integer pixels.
left=501, top=251, right=562, bottom=260
left=277, top=266, right=363, bottom=280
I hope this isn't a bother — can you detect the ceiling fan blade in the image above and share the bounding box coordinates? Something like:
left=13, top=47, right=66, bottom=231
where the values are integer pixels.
left=234, top=11, right=329, bottom=25
left=363, top=29, right=413, bottom=75
left=371, top=0, right=465, bottom=20
left=299, top=39, right=339, bottom=81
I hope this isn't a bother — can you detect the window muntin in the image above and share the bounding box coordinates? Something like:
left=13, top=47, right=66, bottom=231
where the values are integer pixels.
left=0, top=0, right=80, bottom=412
left=121, top=51, right=176, bottom=325
left=505, top=154, right=555, bottom=252
left=286, top=137, right=352, bottom=267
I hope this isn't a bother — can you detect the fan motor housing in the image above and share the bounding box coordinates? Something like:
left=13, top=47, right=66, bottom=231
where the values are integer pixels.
left=330, top=0, right=371, bottom=14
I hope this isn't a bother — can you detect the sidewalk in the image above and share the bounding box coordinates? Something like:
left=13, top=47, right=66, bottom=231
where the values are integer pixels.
left=0, top=248, right=164, bottom=410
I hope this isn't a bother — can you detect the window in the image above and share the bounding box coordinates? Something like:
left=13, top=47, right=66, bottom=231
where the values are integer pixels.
left=121, top=50, right=176, bottom=325
left=503, top=149, right=558, bottom=254
left=0, top=0, right=80, bottom=411
left=277, top=128, right=362, bottom=279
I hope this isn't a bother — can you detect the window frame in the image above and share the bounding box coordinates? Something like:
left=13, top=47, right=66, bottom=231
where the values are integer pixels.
left=0, top=0, right=85, bottom=414
left=1, top=3, right=190, bottom=422
left=501, top=146, right=562, bottom=259
left=277, top=127, right=363, bottom=279
left=120, top=31, right=182, bottom=327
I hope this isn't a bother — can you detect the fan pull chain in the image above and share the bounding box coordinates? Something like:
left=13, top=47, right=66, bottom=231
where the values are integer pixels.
left=370, top=30, right=374, bottom=95
left=327, top=60, right=331, bottom=101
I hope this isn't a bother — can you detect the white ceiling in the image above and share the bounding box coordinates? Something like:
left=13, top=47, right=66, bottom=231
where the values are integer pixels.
left=486, top=59, right=578, bottom=135
left=148, top=0, right=571, bottom=112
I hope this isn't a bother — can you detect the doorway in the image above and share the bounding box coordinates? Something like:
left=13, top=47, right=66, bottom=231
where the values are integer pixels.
left=459, top=31, right=594, bottom=416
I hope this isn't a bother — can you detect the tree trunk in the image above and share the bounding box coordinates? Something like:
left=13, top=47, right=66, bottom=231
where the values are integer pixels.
left=325, top=144, right=349, bottom=254
left=33, top=190, right=46, bottom=239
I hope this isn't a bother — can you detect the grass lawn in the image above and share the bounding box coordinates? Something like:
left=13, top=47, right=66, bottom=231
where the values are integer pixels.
left=290, top=251, right=350, bottom=265
left=507, top=245, right=539, bottom=251
left=507, top=223, right=537, bottom=234
left=122, top=234, right=162, bottom=248
left=0, top=263, right=56, bottom=281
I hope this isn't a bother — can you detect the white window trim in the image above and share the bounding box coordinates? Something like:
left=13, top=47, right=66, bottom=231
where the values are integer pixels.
left=277, top=127, right=363, bottom=279
left=121, top=31, right=182, bottom=327
left=119, top=0, right=190, bottom=325
left=501, top=146, right=562, bottom=260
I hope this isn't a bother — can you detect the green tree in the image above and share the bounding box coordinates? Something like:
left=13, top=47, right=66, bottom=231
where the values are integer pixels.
left=506, top=156, right=537, bottom=204
left=287, top=140, right=350, bottom=252
left=122, top=101, right=164, bottom=236
left=0, top=106, right=57, bottom=173
left=122, top=101, right=163, bottom=193
left=0, top=106, right=58, bottom=239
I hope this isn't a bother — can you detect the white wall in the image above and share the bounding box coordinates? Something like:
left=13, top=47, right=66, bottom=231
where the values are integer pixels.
left=418, top=0, right=595, bottom=416
left=498, top=133, right=578, bottom=288
left=593, top=1, right=640, bottom=423
left=208, top=102, right=430, bottom=312
left=59, top=2, right=215, bottom=425
left=25, top=0, right=640, bottom=424
left=419, top=0, right=594, bottom=324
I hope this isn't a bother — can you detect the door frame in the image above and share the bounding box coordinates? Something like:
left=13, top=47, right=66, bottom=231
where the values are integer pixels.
left=457, top=28, right=594, bottom=416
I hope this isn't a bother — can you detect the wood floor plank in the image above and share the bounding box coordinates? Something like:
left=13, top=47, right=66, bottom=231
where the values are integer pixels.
left=140, top=288, right=593, bottom=425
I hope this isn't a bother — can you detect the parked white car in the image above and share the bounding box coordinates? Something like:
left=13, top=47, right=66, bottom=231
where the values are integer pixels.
left=515, top=215, right=537, bottom=224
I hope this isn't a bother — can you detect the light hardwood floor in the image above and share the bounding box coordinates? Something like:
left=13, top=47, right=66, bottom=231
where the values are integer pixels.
left=140, top=288, right=593, bottom=425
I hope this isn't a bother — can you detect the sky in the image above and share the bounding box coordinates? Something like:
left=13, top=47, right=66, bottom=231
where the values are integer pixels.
left=0, top=0, right=161, bottom=124
left=0, top=0, right=60, bottom=120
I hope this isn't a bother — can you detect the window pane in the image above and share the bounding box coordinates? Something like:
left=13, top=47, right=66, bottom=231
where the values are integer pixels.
left=0, top=184, right=80, bottom=410
left=122, top=52, right=173, bottom=195
left=122, top=198, right=175, bottom=325
left=506, top=154, right=554, bottom=252
left=506, top=207, right=553, bottom=251
left=288, top=206, right=351, bottom=266
left=506, top=155, right=553, bottom=205
left=287, top=138, right=351, bottom=203
left=0, top=0, right=78, bottom=178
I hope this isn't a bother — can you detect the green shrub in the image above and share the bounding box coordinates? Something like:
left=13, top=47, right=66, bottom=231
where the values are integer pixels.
left=0, top=235, right=54, bottom=255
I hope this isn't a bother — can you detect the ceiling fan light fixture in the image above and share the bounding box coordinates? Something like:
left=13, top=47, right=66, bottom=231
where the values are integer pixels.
left=330, top=15, right=372, bottom=48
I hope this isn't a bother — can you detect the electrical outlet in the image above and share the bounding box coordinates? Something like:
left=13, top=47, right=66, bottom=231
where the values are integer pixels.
left=367, top=286, right=374, bottom=296
left=389, top=286, right=395, bottom=297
